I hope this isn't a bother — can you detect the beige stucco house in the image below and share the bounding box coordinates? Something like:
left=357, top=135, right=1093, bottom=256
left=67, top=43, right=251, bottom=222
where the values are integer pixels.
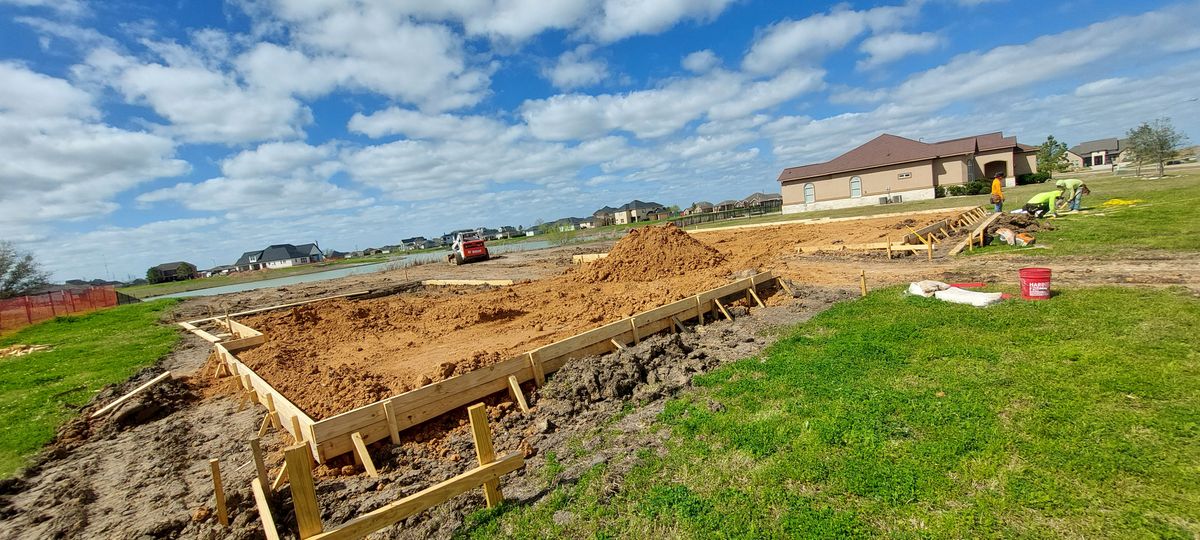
left=777, top=132, right=1037, bottom=214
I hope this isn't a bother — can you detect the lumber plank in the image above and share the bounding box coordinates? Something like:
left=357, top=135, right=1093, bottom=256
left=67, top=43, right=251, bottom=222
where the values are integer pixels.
left=224, top=334, right=267, bottom=351
left=306, top=453, right=524, bottom=540
left=506, top=375, right=530, bottom=413
left=947, top=212, right=1003, bottom=256
left=859, top=270, right=867, bottom=297
left=284, top=444, right=323, bottom=538
left=382, top=401, right=400, bottom=445
left=183, top=291, right=370, bottom=325
left=527, top=352, right=545, bottom=387
left=671, top=316, right=687, bottom=333
left=713, top=298, right=733, bottom=321
left=351, top=432, right=378, bottom=477
left=421, top=279, right=515, bottom=287
left=209, top=458, right=228, bottom=526
left=257, top=413, right=272, bottom=437
left=570, top=253, right=609, bottom=264
left=610, top=338, right=627, bottom=350
left=271, top=464, right=289, bottom=492
left=467, top=404, right=503, bottom=508
left=250, top=438, right=271, bottom=497
left=178, top=322, right=223, bottom=343
left=92, top=372, right=172, bottom=418
left=251, top=478, right=280, bottom=540
left=265, top=394, right=282, bottom=429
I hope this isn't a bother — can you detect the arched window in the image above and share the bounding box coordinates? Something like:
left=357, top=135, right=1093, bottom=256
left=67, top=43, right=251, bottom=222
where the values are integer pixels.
left=803, top=183, right=815, bottom=204
left=850, top=176, right=862, bottom=198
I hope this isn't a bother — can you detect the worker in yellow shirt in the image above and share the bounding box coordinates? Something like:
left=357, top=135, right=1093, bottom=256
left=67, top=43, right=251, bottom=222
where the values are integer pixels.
left=990, top=172, right=1004, bottom=213
left=1023, top=190, right=1063, bottom=218
left=1055, top=178, right=1088, bottom=212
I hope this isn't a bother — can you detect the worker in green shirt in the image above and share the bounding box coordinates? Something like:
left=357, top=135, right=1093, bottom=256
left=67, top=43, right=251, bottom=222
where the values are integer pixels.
left=1055, top=178, right=1089, bottom=211
left=1023, top=190, right=1063, bottom=218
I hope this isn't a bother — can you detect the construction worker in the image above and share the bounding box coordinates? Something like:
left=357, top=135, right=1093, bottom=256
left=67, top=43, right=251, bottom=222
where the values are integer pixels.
left=1055, top=178, right=1088, bottom=212
left=990, top=172, right=1004, bottom=213
left=1023, top=190, right=1063, bottom=218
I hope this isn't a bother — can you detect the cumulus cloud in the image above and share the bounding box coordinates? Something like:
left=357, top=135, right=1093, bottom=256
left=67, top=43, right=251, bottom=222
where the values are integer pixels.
left=544, top=45, right=609, bottom=89
left=0, top=0, right=86, bottom=16
left=587, top=0, right=737, bottom=42
left=681, top=49, right=720, bottom=73
left=347, top=107, right=510, bottom=141
left=857, top=32, right=942, bottom=70
left=742, top=3, right=920, bottom=74
left=0, top=63, right=187, bottom=231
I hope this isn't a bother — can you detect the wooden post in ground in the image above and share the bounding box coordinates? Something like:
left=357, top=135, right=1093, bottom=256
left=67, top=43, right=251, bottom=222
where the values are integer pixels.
left=927, top=241, right=933, bottom=262
left=527, top=352, right=545, bottom=386
left=713, top=298, right=733, bottom=321
left=506, top=375, right=530, bottom=413
left=250, top=437, right=271, bottom=497
left=251, top=478, right=280, bottom=540
left=671, top=316, right=688, bottom=334
left=859, top=270, right=867, bottom=297
left=695, top=296, right=704, bottom=325
left=383, top=401, right=401, bottom=445
left=886, top=237, right=892, bottom=259
left=283, top=443, right=323, bottom=538
left=265, top=394, right=281, bottom=430
left=466, top=404, right=503, bottom=508
left=350, top=432, right=378, bottom=477
left=629, top=318, right=639, bottom=344
left=209, top=458, right=229, bottom=526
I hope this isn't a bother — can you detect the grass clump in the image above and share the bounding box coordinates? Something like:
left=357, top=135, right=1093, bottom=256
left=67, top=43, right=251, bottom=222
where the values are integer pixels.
left=0, top=300, right=181, bottom=476
left=460, top=286, right=1200, bottom=538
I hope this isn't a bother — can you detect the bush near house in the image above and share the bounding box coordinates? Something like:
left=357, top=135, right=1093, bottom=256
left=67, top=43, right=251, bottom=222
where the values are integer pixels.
left=1016, top=172, right=1053, bottom=185
left=946, top=180, right=989, bottom=196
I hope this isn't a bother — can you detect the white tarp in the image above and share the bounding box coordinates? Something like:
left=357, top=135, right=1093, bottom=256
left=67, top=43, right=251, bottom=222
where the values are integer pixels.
left=908, top=280, right=1004, bottom=307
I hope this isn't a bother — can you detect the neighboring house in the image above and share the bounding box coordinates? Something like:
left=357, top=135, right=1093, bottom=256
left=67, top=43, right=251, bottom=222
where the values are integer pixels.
left=715, top=199, right=739, bottom=212
left=687, top=201, right=714, bottom=215
left=646, top=208, right=672, bottom=221
left=496, top=226, right=521, bottom=239
left=613, top=200, right=665, bottom=224
left=150, top=261, right=197, bottom=282
left=739, top=192, right=783, bottom=209
left=579, top=218, right=595, bottom=229
left=592, top=206, right=618, bottom=227
left=553, top=217, right=588, bottom=232
left=1066, top=138, right=1130, bottom=170
left=233, top=243, right=324, bottom=271
left=777, top=132, right=1037, bottom=214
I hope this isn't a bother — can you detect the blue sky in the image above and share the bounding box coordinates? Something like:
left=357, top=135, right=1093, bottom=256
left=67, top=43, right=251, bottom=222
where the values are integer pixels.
left=1, top=0, right=1197, bottom=280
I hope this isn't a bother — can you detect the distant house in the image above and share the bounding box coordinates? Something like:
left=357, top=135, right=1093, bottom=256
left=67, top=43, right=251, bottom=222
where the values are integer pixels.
left=777, top=132, right=1036, bottom=213
left=686, top=201, right=714, bottom=215
left=149, top=261, right=197, bottom=282
left=1066, top=138, right=1130, bottom=170
left=715, top=199, right=739, bottom=212
left=613, top=200, right=665, bottom=224
left=739, top=192, right=783, bottom=209
left=233, top=243, right=324, bottom=271
left=592, top=206, right=618, bottom=227
left=552, top=217, right=589, bottom=232
left=202, top=265, right=235, bottom=277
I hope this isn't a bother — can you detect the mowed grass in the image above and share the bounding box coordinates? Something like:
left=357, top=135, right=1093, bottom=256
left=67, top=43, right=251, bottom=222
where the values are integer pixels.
left=0, top=300, right=181, bottom=477
left=116, top=257, right=387, bottom=298
left=971, top=173, right=1200, bottom=257
left=460, top=287, right=1200, bottom=538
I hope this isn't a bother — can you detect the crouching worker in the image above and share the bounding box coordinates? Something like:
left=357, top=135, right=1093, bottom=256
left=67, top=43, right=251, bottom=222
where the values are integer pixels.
left=1023, top=190, right=1063, bottom=218
left=1055, top=178, right=1089, bottom=212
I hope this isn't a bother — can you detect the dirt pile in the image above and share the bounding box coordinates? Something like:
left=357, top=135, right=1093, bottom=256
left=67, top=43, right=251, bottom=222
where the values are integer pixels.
left=988, top=213, right=1056, bottom=235
left=578, top=224, right=724, bottom=282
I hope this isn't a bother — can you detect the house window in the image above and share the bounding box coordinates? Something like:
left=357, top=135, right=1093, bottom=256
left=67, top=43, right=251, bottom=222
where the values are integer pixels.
left=803, top=183, right=815, bottom=204
left=850, top=177, right=862, bottom=198
left=898, top=172, right=911, bottom=179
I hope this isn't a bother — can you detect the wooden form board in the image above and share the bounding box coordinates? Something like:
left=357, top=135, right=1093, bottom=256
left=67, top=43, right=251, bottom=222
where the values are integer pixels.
left=947, top=211, right=1003, bottom=256
left=903, top=220, right=950, bottom=244
left=307, top=271, right=776, bottom=461
left=797, top=242, right=928, bottom=253
left=181, top=291, right=371, bottom=326
left=420, top=279, right=515, bottom=286
left=571, top=253, right=609, bottom=264
left=213, top=342, right=317, bottom=456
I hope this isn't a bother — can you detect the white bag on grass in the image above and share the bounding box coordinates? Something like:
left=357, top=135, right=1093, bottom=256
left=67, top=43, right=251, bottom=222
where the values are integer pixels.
left=932, top=287, right=1004, bottom=307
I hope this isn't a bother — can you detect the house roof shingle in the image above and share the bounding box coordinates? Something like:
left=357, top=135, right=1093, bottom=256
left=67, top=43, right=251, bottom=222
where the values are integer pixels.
left=1069, top=138, right=1126, bottom=156
left=153, top=261, right=192, bottom=272
left=778, top=132, right=1030, bottom=183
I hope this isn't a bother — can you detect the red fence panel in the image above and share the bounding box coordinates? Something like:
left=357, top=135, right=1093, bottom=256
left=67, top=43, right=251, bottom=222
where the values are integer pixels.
left=0, top=286, right=120, bottom=334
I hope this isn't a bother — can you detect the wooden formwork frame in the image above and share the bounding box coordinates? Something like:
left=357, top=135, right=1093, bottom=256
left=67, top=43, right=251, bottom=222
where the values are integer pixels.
left=795, top=207, right=988, bottom=258
left=182, top=272, right=778, bottom=463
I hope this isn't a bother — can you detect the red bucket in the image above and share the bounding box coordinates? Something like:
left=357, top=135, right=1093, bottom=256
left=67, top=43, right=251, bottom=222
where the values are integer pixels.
left=1019, top=267, right=1052, bottom=300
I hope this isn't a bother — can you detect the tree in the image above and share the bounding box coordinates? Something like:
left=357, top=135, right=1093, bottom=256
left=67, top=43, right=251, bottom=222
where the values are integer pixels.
left=1127, top=118, right=1189, bottom=177
left=0, top=241, right=50, bottom=299
left=1035, top=135, right=1070, bottom=175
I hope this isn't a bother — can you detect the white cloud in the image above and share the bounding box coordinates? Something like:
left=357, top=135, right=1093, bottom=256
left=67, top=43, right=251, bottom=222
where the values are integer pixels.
left=681, top=49, right=720, bottom=73
left=742, top=3, right=919, bottom=74
left=75, top=47, right=311, bottom=144
left=347, top=107, right=510, bottom=141
left=544, top=44, right=609, bottom=89
left=0, top=63, right=188, bottom=232
left=588, top=0, right=736, bottom=42
left=0, top=0, right=86, bottom=16
left=708, top=68, right=824, bottom=120
left=857, top=32, right=942, bottom=70
left=1073, top=77, right=1130, bottom=97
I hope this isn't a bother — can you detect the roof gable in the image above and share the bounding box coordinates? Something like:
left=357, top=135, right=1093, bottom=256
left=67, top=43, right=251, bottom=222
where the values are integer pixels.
left=779, top=132, right=1027, bottom=183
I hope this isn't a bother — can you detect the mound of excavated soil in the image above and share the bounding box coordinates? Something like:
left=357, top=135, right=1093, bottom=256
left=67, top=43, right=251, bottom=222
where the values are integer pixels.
left=988, top=213, right=1056, bottom=235
left=578, top=224, right=724, bottom=282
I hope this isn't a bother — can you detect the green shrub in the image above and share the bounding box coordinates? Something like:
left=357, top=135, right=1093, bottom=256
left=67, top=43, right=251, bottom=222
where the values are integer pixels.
left=946, top=180, right=989, bottom=196
left=934, top=185, right=946, bottom=198
left=1016, top=172, right=1052, bottom=185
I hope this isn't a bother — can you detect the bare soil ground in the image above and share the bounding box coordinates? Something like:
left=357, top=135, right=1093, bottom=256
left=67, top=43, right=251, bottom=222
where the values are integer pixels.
left=3, top=209, right=1199, bottom=539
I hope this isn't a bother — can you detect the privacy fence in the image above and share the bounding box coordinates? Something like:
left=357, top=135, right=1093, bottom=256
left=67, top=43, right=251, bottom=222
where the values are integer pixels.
left=0, top=286, right=126, bottom=333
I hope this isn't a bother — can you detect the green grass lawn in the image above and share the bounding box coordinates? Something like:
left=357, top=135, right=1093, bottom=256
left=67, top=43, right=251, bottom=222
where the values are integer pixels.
left=462, top=286, right=1200, bottom=538
left=965, top=173, right=1200, bottom=258
left=116, top=257, right=388, bottom=298
left=0, top=300, right=181, bottom=477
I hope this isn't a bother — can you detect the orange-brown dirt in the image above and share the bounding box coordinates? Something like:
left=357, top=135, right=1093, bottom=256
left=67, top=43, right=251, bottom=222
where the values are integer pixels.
left=235, top=211, right=959, bottom=419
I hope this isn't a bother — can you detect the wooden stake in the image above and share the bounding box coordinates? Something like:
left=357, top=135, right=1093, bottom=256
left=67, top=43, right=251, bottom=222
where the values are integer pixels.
left=671, top=316, right=688, bottom=333
left=92, top=372, right=172, bottom=418
left=291, top=415, right=305, bottom=444
left=258, top=413, right=273, bottom=437
left=610, top=338, right=626, bottom=351
left=252, top=478, right=280, bottom=540
left=265, top=394, right=282, bottom=430
left=927, top=241, right=933, bottom=262
left=284, top=443, right=323, bottom=538
left=695, top=296, right=704, bottom=325
left=250, top=438, right=271, bottom=497
left=506, top=375, right=530, bottom=413
left=886, top=237, right=892, bottom=259
left=382, top=401, right=400, bottom=445
left=209, top=458, right=229, bottom=526
left=629, top=318, right=639, bottom=344
left=466, top=404, right=503, bottom=508
left=778, top=279, right=794, bottom=296
left=747, top=287, right=765, bottom=308
left=714, top=298, right=733, bottom=321
left=351, top=432, right=378, bottom=477
left=859, top=270, right=867, bottom=297
left=527, top=352, right=546, bottom=387
left=271, top=463, right=289, bottom=492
